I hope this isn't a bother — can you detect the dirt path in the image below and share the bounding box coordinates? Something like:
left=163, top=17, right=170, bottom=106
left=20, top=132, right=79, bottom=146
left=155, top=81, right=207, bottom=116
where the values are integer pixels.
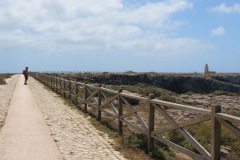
left=0, top=75, right=62, bottom=160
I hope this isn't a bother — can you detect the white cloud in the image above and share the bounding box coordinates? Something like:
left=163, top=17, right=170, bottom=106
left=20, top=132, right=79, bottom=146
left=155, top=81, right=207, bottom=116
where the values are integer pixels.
left=211, top=3, right=240, bottom=14
left=211, top=26, right=226, bottom=36
left=0, top=0, right=209, bottom=56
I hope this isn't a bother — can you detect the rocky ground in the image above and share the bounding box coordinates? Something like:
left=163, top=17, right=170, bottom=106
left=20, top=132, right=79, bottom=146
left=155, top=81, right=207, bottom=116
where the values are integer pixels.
left=1, top=75, right=239, bottom=160
left=29, top=77, right=126, bottom=160
left=0, top=75, right=19, bottom=129
left=176, top=94, right=240, bottom=113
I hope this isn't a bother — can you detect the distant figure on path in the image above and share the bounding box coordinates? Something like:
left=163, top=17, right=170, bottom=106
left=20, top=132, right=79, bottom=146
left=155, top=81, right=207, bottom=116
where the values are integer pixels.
left=23, top=67, right=29, bottom=85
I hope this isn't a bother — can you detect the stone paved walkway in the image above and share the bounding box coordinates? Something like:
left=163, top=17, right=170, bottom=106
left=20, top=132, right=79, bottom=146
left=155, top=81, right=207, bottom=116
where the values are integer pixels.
left=0, top=75, right=126, bottom=160
left=29, top=77, right=126, bottom=160
left=0, top=75, right=18, bottom=129
left=0, top=75, right=62, bottom=160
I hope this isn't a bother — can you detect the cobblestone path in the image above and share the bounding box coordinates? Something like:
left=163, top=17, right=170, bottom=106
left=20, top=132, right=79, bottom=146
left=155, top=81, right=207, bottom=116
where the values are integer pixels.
left=29, top=77, right=126, bottom=160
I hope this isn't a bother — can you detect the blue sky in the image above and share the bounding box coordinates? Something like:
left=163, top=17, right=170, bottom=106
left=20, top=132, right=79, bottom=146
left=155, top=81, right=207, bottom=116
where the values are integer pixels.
left=0, top=0, right=240, bottom=73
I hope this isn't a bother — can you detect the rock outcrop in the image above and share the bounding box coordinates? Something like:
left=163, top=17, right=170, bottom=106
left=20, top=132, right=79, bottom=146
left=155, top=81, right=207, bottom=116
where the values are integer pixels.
left=61, top=73, right=240, bottom=94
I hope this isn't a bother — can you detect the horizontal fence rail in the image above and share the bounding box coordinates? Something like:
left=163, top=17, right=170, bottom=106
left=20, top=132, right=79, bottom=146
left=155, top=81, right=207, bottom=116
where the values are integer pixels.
left=30, top=72, right=240, bottom=160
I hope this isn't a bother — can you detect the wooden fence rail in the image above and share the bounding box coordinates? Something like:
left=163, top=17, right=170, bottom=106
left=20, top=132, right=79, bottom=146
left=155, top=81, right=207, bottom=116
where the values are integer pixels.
left=30, top=72, right=240, bottom=160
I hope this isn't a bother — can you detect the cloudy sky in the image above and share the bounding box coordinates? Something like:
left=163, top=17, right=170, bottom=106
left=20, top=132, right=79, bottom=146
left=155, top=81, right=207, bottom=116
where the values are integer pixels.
left=0, top=0, right=239, bottom=73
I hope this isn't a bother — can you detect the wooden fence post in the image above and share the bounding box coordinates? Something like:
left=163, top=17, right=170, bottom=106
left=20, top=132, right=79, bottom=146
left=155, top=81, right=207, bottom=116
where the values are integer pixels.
left=44, top=75, right=45, bottom=85
left=55, top=75, right=57, bottom=92
left=84, top=82, right=88, bottom=113
left=68, top=81, right=71, bottom=100
left=118, top=89, right=123, bottom=134
left=74, top=83, right=78, bottom=105
left=47, top=76, right=48, bottom=86
left=148, top=94, right=155, bottom=153
left=97, top=84, right=102, bottom=121
left=50, top=76, right=52, bottom=88
left=61, top=79, right=64, bottom=96
left=63, top=80, right=66, bottom=98
left=211, top=104, right=221, bottom=160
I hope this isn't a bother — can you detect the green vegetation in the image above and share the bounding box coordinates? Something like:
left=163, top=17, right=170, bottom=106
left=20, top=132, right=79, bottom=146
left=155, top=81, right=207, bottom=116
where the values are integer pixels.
left=185, top=91, right=195, bottom=96
left=227, top=110, right=240, bottom=117
left=123, top=132, right=174, bottom=160
left=167, top=122, right=240, bottom=159
left=213, top=90, right=240, bottom=96
left=42, top=75, right=240, bottom=160
left=106, top=83, right=177, bottom=103
left=0, top=74, right=13, bottom=85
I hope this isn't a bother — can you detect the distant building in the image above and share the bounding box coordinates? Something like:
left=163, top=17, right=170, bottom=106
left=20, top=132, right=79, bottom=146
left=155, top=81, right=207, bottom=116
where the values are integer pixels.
left=205, top=64, right=209, bottom=73
left=205, top=64, right=216, bottom=74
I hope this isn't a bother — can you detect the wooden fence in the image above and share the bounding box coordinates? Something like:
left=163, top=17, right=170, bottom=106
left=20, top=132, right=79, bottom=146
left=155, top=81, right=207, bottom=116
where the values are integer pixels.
left=30, top=72, right=240, bottom=160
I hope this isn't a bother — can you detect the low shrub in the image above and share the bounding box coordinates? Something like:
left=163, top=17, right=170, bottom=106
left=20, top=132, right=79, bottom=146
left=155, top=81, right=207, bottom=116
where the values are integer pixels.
left=168, top=122, right=240, bottom=159
left=226, top=110, right=240, bottom=117
left=213, top=90, right=239, bottom=96
left=0, top=74, right=13, bottom=85
left=107, top=83, right=177, bottom=103
left=123, top=132, right=147, bottom=149
left=226, top=152, right=240, bottom=160
left=123, top=132, right=174, bottom=160
left=160, top=95, right=177, bottom=103
left=185, top=91, right=195, bottom=95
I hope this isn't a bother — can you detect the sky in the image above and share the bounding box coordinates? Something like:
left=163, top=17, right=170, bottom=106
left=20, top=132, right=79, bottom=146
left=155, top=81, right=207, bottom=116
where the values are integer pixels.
left=0, top=0, right=240, bottom=73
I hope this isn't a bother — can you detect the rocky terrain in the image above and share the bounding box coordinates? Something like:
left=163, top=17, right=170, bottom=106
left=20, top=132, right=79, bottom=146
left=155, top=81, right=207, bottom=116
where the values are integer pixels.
left=176, top=94, right=240, bottom=113
left=58, top=72, right=240, bottom=94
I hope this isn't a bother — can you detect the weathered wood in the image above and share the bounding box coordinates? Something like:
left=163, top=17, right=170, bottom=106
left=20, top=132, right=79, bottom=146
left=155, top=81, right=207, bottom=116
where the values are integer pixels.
left=85, top=83, right=98, bottom=89
left=151, top=135, right=206, bottom=160
left=68, top=81, right=71, bottom=99
left=121, top=119, right=147, bottom=134
left=153, top=104, right=211, bottom=160
left=211, top=105, right=221, bottom=160
left=76, top=86, right=85, bottom=97
left=97, top=85, right=102, bottom=121
left=85, top=86, right=98, bottom=105
left=99, top=95, right=118, bottom=109
left=151, top=99, right=211, bottom=115
left=74, top=83, right=78, bottom=104
left=85, top=90, right=98, bottom=102
left=148, top=94, right=155, bottom=152
left=84, top=83, right=87, bottom=113
left=86, top=86, right=92, bottom=95
left=152, top=115, right=211, bottom=134
left=121, top=96, right=148, bottom=130
left=100, top=87, right=118, bottom=94
left=120, top=93, right=148, bottom=101
left=217, top=119, right=240, bottom=139
left=118, top=89, right=123, bottom=134
left=101, top=109, right=117, bottom=118
left=215, top=113, right=240, bottom=124
left=63, top=80, right=66, bottom=98
left=55, top=76, right=57, bottom=92
left=69, top=83, right=76, bottom=95
left=120, top=105, right=145, bottom=119
left=100, top=90, right=118, bottom=114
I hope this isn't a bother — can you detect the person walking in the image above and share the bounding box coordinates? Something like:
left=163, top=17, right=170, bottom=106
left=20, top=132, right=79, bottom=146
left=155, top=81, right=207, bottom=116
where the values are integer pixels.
left=23, top=67, right=29, bottom=85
